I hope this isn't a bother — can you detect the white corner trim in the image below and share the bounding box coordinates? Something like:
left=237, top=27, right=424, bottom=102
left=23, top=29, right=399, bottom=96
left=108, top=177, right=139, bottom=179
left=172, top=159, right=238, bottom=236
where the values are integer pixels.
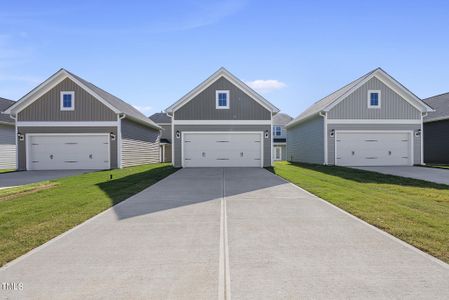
left=216, top=90, right=230, bottom=109
left=117, top=114, right=125, bottom=168
left=173, top=120, right=272, bottom=125
left=171, top=112, right=175, bottom=166
left=60, top=91, right=75, bottom=111
left=321, top=112, right=328, bottom=165
left=420, top=114, right=424, bottom=165
left=367, top=89, right=381, bottom=109
left=327, top=119, right=422, bottom=124
left=16, top=121, right=119, bottom=127
left=270, top=113, right=273, bottom=166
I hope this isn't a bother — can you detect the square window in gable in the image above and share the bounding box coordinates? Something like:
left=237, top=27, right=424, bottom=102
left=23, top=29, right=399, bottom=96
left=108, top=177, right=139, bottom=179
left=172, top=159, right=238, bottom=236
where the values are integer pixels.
left=60, top=91, right=75, bottom=111
left=216, top=90, right=230, bottom=109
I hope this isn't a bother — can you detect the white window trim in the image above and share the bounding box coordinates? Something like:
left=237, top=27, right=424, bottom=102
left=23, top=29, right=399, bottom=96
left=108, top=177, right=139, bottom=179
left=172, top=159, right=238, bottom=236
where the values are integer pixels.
left=273, top=126, right=282, bottom=136
left=60, top=91, right=75, bottom=111
left=367, top=90, right=381, bottom=109
left=216, top=90, right=230, bottom=109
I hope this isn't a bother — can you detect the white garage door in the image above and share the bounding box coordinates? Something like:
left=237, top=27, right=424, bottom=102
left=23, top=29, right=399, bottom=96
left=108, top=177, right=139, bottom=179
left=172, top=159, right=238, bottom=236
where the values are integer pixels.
left=335, top=131, right=412, bottom=166
left=27, top=134, right=110, bottom=170
left=183, top=132, right=262, bottom=167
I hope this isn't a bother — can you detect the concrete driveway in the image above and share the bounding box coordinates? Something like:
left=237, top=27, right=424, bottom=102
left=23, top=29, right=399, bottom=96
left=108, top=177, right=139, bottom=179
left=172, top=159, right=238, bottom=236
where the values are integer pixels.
left=0, top=170, right=89, bottom=189
left=1, top=168, right=448, bottom=299
left=354, top=166, right=449, bottom=185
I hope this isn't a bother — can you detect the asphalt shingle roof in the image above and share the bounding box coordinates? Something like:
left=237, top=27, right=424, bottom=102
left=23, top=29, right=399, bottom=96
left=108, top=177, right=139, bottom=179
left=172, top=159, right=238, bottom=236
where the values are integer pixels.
left=423, top=92, right=449, bottom=123
left=0, top=97, right=15, bottom=124
left=273, top=112, right=293, bottom=126
left=65, top=70, right=160, bottom=129
left=149, top=112, right=171, bottom=124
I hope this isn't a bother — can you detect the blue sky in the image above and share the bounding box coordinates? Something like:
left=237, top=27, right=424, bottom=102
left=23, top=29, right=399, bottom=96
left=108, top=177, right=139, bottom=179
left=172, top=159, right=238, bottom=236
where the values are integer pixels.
left=1, top=0, right=448, bottom=117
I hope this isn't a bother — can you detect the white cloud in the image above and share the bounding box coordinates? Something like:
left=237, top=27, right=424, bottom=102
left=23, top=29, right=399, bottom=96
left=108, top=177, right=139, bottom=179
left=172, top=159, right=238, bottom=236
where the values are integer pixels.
left=246, top=79, right=287, bottom=93
left=133, top=105, right=153, bottom=114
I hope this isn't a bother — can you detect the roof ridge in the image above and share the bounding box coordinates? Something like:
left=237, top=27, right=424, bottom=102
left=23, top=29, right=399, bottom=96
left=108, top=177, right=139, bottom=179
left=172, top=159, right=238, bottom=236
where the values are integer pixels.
left=423, top=91, right=449, bottom=101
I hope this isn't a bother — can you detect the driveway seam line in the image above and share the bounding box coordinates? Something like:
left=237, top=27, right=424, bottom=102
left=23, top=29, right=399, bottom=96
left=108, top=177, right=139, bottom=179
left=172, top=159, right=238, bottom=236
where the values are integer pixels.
left=267, top=169, right=449, bottom=270
left=218, top=168, right=231, bottom=300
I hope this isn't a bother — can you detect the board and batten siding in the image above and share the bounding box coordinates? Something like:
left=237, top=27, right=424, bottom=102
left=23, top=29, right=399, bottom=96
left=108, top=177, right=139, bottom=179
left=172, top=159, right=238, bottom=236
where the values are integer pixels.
left=175, top=77, right=271, bottom=120
left=424, top=120, right=449, bottom=164
left=327, top=77, right=421, bottom=120
left=17, top=126, right=118, bottom=170
left=0, top=124, right=16, bottom=169
left=18, top=78, right=117, bottom=122
left=286, top=115, right=324, bottom=164
left=173, top=124, right=271, bottom=168
left=328, top=123, right=421, bottom=165
left=121, top=118, right=160, bottom=167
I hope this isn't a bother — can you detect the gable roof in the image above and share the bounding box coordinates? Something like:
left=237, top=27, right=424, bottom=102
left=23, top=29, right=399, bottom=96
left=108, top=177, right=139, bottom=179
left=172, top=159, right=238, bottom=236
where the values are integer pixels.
left=165, top=67, right=279, bottom=114
left=273, top=112, right=293, bottom=126
left=149, top=112, right=171, bottom=124
left=0, top=97, right=15, bottom=125
left=423, top=92, right=449, bottom=123
left=286, top=68, right=433, bottom=129
left=5, top=69, right=160, bottom=130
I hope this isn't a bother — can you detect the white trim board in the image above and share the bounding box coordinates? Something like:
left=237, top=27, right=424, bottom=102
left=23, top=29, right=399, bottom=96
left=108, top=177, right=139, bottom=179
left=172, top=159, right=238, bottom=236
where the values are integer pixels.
left=165, top=67, right=279, bottom=114
left=180, top=131, right=264, bottom=168
left=327, top=119, right=422, bottom=124
left=173, top=120, right=271, bottom=125
left=17, top=121, right=118, bottom=127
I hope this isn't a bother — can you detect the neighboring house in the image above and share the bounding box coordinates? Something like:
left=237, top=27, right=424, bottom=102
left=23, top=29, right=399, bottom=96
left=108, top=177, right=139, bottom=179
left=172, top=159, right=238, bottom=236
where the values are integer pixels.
left=149, top=112, right=172, bottom=163
left=4, top=69, right=161, bottom=170
left=0, top=97, right=16, bottom=169
left=423, top=92, right=449, bottom=164
left=286, top=68, right=433, bottom=166
left=165, top=67, right=279, bottom=168
left=272, top=112, right=292, bottom=161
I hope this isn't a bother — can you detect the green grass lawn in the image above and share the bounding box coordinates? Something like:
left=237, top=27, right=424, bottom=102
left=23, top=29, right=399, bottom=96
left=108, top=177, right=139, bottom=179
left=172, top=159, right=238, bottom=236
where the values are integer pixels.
left=270, top=161, right=449, bottom=264
left=0, top=163, right=176, bottom=266
left=424, top=164, right=449, bottom=170
left=0, top=169, right=15, bottom=174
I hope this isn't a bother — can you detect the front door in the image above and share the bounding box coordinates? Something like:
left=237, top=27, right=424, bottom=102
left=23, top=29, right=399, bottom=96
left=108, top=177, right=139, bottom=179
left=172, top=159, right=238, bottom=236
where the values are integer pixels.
left=274, top=146, right=282, bottom=160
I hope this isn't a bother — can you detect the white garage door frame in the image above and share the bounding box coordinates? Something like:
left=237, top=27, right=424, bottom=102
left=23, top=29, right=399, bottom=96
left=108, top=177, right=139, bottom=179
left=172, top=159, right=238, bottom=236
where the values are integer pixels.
left=334, top=130, right=414, bottom=166
left=26, top=133, right=111, bottom=170
left=181, top=131, right=264, bottom=168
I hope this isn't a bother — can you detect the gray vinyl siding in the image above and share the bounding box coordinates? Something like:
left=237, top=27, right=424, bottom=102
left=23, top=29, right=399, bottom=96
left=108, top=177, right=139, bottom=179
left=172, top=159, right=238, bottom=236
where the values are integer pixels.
left=121, top=118, right=160, bottom=167
left=173, top=124, right=271, bottom=168
left=286, top=116, right=324, bottom=164
left=160, top=124, right=172, bottom=142
left=327, top=77, right=421, bottom=120
left=17, top=126, right=118, bottom=170
left=0, top=124, right=16, bottom=169
left=328, top=124, right=421, bottom=165
left=18, top=78, right=117, bottom=121
left=175, top=77, right=271, bottom=120
left=424, top=120, right=449, bottom=163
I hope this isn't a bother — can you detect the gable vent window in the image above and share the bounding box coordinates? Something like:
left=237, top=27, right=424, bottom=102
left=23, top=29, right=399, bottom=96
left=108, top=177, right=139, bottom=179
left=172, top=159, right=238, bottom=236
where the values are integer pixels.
left=368, top=90, right=381, bottom=108
left=216, top=90, right=230, bottom=109
left=60, top=91, right=75, bottom=111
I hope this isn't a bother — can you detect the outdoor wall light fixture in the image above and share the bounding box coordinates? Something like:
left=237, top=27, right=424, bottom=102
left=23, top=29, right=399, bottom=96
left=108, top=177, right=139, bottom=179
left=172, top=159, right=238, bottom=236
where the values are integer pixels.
left=17, top=133, right=24, bottom=141
left=110, top=132, right=116, bottom=141
left=176, top=130, right=181, bottom=138
left=329, top=129, right=335, bottom=137
left=415, top=129, right=421, bottom=137
left=265, top=130, right=269, bottom=138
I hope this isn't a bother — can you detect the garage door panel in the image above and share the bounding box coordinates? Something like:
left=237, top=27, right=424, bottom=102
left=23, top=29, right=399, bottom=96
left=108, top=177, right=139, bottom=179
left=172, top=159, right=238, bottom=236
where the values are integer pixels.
left=336, top=132, right=412, bottom=166
left=28, top=135, right=110, bottom=170
left=183, top=132, right=262, bottom=167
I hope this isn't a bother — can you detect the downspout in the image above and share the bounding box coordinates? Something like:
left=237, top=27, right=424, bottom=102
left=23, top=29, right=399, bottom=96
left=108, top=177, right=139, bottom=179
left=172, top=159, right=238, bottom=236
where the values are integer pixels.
left=421, top=112, right=427, bottom=165
left=117, top=113, right=126, bottom=168
left=10, top=113, right=18, bottom=170
left=319, top=111, right=328, bottom=165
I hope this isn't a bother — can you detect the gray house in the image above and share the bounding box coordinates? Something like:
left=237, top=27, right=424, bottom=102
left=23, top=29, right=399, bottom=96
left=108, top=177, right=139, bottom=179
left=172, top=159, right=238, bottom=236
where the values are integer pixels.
left=272, top=112, right=292, bottom=161
left=149, top=112, right=172, bottom=163
left=165, top=67, right=279, bottom=168
left=4, top=69, right=161, bottom=170
left=423, top=92, right=449, bottom=164
left=286, top=68, right=433, bottom=166
left=0, top=98, right=16, bottom=169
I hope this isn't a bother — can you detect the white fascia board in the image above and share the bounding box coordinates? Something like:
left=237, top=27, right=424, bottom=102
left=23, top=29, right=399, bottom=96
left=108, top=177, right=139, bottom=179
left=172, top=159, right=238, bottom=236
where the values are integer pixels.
left=173, top=120, right=272, bottom=125
left=327, top=119, right=422, bottom=124
left=16, top=121, right=119, bottom=127
left=324, top=70, right=430, bottom=113
left=166, top=68, right=279, bottom=114
left=123, top=115, right=161, bottom=130
left=285, top=112, right=320, bottom=129
left=423, top=116, right=449, bottom=123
